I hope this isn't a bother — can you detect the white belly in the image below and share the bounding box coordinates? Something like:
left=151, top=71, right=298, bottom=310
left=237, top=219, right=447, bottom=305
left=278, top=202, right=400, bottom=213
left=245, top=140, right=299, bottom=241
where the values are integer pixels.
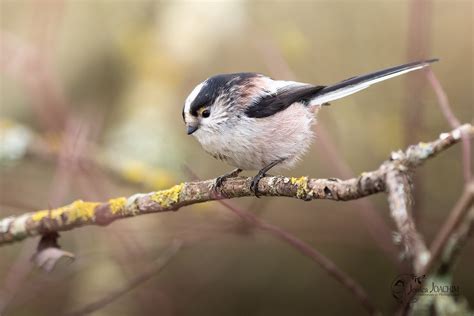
left=194, top=103, right=317, bottom=170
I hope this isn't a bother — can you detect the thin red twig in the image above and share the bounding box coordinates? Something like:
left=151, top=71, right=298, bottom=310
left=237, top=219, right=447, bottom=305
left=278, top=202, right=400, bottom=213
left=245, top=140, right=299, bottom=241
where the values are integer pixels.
left=219, top=199, right=379, bottom=315
left=426, top=68, right=471, bottom=182
left=66, top=240, right=182, bottom=316
left=425, top=182, right=474, bottom=274
left=252, top=29, right=398, bottom=262
left=183, top=166, right=379, bottom=315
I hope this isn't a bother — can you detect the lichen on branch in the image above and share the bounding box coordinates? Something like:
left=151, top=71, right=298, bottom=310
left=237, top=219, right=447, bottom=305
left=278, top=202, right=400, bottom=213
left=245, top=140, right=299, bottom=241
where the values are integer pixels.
left=0, top=124, right=472, bottom=246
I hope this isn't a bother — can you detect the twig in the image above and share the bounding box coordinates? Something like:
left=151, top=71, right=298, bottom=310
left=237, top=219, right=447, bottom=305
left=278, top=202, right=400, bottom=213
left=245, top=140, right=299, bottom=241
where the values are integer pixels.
left=66, top=240, right=182, bottom=316
left=399, top=183, right=474, bottom=315
left=316, top=124, right=398, bottom=260
left=422, top=182, right=474, bottom=276
left=437, top=205, right=474, bottom=274
left=385, top=167, right=429, bottom=273
left=0, top=31, right=68, bottom=132
left=220, top=199, right=379, bottom=315
left=0, top=124, right=471, bottom=246
left=404, top=0, right=432, bottom=224
left=426, top=68, right=471, bottom=182
left=253, top=28, right=398, bottom=262
left=184, top=167, right=378, bottom=315
left=425, top=69, right=461, bottom=128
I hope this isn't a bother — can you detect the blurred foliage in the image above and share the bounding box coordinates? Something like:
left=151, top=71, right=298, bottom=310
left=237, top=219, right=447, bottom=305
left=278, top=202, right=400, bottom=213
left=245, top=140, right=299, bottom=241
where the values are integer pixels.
left=0, top=0, right=472, bottom=315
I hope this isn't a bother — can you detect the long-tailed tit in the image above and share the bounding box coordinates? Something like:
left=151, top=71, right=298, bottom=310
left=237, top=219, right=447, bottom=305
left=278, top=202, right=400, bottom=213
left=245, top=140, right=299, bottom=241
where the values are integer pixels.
left=182, top=59, right=438, bottom=196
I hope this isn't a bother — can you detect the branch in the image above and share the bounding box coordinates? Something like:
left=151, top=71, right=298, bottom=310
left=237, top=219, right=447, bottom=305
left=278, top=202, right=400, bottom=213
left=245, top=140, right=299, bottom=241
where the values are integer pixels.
left=218, top=200, right=379, bottom=315
left=385, top=167, right=429, bottom=273
left=183, top=168, right=379, bottom=314
left=400, top=183, right=474, bottom=315
left=422, top=181, right=474, bottom=276
left=66, top=240, right=182, bottom=316
left=426, top=68, right=471, bottom=182
left=0, top=124, right=472, bottom=246
left=252, top=28, right=398, bottom=262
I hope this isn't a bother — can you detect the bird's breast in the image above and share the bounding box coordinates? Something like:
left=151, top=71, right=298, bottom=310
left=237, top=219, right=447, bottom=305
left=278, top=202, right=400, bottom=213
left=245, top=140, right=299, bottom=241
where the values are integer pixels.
left=195, top=103, right=317, bottom=170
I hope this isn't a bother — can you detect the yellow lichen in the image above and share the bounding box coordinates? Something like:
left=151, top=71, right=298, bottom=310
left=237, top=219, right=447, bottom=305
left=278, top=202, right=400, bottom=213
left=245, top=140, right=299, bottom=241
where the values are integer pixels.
left=108, top=197, right=127, bottom=214
left=31, top=210, right=51, bottom=222
left=151, top=183, right=184, bottom=207
left=290, top=176, right=310, bottom=200
left=31, top=200, right=100, bottom=224
left=66, top=200, right=99, bottom=222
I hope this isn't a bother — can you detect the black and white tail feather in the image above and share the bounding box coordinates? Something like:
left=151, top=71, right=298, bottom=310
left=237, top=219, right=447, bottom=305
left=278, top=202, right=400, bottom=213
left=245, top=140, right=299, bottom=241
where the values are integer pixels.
left=245, top=59, right=438, bottom=118
left=311, top=58, right=438, bottom=105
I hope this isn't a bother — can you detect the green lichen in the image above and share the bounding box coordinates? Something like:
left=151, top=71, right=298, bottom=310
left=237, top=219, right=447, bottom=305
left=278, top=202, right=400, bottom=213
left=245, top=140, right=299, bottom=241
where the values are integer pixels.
left=151, top=183, right=184, bottom=207
left=290, top=176, right=310, bottom=200
left=108, top=197, right=127, bottom=214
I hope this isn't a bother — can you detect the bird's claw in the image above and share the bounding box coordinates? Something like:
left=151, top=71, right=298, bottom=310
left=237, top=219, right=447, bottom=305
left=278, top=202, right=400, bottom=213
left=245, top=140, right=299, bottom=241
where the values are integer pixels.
left=249, top=158, right=284, bottom=198
left=250, top=173, right=265, bottom=198
left=210, top=168, right=242, bottom=195
left=210, top=175, right=225, bottom=193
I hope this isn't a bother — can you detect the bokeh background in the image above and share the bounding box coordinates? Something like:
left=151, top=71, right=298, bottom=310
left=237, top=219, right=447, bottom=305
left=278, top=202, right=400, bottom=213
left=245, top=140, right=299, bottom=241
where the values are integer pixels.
left=0, top=0, right=472, bottom=315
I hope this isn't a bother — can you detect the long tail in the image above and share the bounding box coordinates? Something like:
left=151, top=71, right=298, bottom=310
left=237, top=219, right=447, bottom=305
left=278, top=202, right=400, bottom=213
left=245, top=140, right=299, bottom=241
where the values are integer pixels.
left=311, top=59, right=438, bottom=105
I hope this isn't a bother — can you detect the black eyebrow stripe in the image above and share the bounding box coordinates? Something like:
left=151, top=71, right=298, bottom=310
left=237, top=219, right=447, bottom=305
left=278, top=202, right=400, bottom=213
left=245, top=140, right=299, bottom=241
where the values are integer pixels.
left=190, top=97, right=211, bottom=116
left=189, top=72, right=261, bottom=116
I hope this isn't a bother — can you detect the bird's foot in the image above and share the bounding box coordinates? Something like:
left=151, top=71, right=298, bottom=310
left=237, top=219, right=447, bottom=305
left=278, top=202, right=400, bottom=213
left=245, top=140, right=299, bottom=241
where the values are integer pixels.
left=210, top=168, right=242, bottom=194
left=250, top=170, right=267, bottom=198
left=250, top=159, right=285, bottom=198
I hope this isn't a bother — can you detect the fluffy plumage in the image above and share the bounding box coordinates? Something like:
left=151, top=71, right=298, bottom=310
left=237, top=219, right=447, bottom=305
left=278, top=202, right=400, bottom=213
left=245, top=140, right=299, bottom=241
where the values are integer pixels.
left=182, top=59, right=438, bottom=172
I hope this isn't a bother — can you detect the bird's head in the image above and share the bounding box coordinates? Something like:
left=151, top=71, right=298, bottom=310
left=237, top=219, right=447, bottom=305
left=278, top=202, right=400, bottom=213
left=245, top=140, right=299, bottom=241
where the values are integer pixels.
left=182, top=73, right=261, bottom=137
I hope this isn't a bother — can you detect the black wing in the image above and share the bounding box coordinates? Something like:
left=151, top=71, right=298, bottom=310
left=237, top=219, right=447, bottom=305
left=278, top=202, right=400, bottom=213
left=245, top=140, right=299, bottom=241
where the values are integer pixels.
left=245, top=85, right=325, bottom=118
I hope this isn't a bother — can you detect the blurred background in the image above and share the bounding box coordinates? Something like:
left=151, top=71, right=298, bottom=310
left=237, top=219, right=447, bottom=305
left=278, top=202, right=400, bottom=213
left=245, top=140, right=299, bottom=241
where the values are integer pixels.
left=0, top=0, right=472, bottom=315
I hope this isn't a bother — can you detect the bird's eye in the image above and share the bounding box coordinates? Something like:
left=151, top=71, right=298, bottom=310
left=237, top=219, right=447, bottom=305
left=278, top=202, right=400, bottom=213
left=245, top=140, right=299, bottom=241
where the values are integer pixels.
left=201, top=109, right=210, bottom=118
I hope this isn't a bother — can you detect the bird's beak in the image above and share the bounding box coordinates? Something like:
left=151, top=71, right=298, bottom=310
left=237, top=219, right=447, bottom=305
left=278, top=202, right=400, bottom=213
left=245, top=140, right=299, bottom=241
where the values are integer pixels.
left=186, top=123, right=199, bottom=135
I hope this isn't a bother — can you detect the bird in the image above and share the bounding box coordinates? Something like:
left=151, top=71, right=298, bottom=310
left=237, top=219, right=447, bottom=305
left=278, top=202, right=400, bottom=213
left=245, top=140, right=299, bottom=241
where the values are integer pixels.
left=182, top=59, right=438, bottom=196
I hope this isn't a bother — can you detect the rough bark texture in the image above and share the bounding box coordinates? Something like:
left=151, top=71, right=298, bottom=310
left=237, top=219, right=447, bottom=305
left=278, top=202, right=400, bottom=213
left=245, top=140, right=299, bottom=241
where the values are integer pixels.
left=1, top=124, right=471, bottom=248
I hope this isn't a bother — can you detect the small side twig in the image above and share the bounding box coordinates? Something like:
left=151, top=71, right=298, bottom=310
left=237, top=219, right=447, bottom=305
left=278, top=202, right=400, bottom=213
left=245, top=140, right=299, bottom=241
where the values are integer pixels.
left=426, top=68, right=471, bottom=182
left=184, top=167, right=379, bottom=315
left=66, top=240, right=182, bottom=316
left=422, top=182, right=474, bottom=276
left=252, top=28, right=398, bottom=262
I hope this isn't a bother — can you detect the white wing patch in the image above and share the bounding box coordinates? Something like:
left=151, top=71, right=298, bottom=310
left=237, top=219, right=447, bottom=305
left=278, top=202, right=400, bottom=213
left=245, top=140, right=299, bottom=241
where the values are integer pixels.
left=271, top=80, right=308, bottom=91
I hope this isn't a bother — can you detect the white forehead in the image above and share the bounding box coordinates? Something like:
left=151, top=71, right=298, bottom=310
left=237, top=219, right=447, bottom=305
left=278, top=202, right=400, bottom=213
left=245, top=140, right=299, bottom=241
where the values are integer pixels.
left=184, top=81, right=207, bottom=113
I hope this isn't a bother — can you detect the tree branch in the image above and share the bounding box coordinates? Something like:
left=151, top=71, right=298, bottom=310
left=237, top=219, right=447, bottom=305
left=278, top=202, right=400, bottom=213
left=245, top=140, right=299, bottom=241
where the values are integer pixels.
left=385, top=167, right=429, bottom=273
left=0, top=124, right=472, bottom=246
left=184, top=168, right=379, bottom=315
left=252, top=28, right=398, bottom=262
